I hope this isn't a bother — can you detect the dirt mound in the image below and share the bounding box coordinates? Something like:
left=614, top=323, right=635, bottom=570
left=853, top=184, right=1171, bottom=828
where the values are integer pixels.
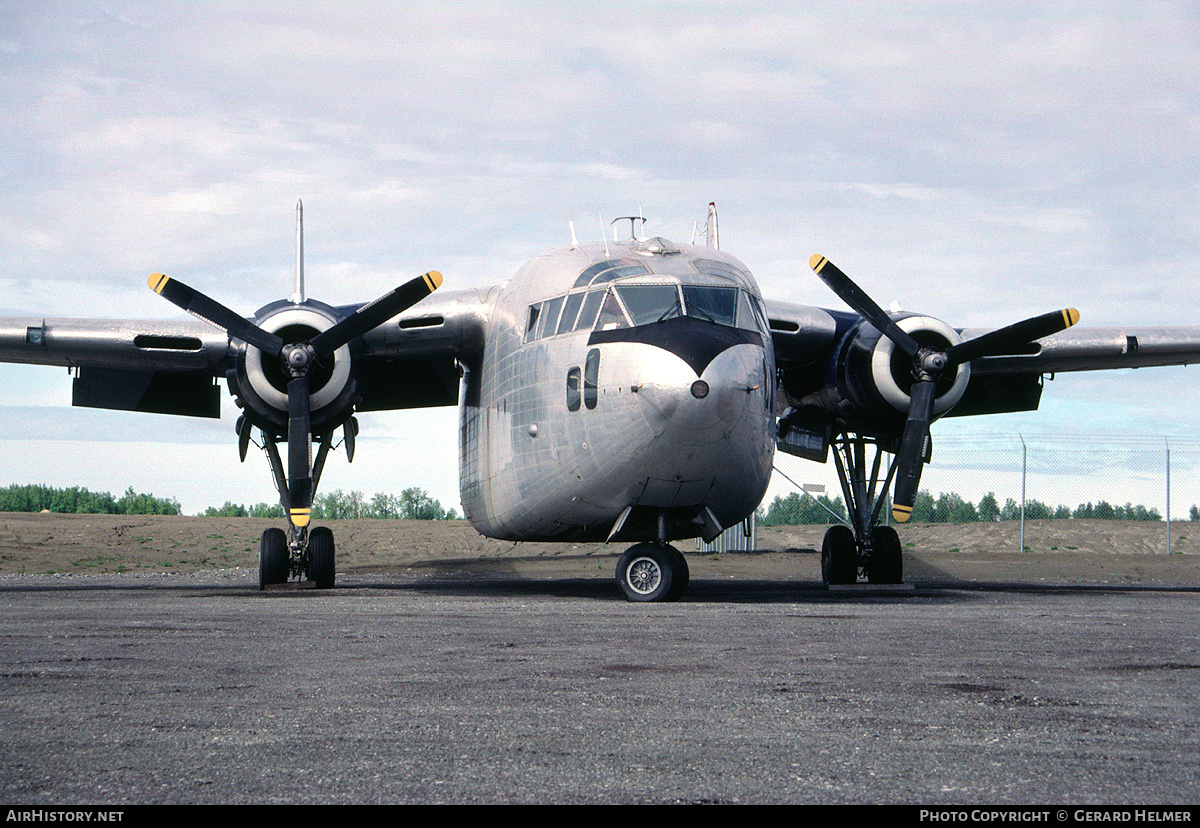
left=0, top=513, right=1195, bottom=586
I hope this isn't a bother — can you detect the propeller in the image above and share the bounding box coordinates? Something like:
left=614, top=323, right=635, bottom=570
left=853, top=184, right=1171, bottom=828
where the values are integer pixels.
left=149, top=270, right=443, bottom=527
left=808, top=254, right=1078, bottom=523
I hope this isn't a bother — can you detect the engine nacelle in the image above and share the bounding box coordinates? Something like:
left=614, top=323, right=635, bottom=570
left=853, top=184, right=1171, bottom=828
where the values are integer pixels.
left=230, top=298, right=360, bottom=436
left=828, top=313, right=971, bottom=436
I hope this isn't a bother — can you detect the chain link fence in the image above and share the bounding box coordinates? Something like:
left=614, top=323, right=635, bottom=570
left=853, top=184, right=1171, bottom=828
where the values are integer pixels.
left=767, top=433, right=1200, bottom=544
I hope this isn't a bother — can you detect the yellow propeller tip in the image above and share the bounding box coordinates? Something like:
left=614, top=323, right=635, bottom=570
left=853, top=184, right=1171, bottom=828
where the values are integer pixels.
left=1064, top=308, right=1080, bottom=327
left=289, top=508, right=311, bottom=528
left=148, top=273, right=168, bottom=293
left=809, top=254, right=827, bottom=271
left=892, top=505, right=913, bottom=524
left=423, top=271, right=443, bottom=291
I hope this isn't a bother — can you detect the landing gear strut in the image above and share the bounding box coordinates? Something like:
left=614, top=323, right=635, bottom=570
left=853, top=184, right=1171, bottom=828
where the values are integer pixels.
left=822, top=431, right=904, bottom=585
left=616, top=542, right=689, bottom=602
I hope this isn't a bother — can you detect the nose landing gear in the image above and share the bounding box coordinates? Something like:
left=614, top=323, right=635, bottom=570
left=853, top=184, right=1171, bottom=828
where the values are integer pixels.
left=616, top=542, right=689, bottom=602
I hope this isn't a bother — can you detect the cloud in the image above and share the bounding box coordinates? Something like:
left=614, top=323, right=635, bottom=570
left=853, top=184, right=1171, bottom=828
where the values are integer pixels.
left=1, top=1, right=1198, bottom=513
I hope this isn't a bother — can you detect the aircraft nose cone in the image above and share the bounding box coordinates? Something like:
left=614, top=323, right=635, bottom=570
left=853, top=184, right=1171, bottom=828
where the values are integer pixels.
left=632, top=343, right=765, bottom=448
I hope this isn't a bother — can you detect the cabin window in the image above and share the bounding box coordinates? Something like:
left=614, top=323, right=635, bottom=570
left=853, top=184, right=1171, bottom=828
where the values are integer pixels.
left=566, top=366, right=581, bottom=412
left=584, top=349, right=600, bottom=410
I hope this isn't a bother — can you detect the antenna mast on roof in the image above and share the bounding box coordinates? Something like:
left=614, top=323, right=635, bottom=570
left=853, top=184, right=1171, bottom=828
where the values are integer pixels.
left=292, top=200, right=305, bottom=304
left=706, top=202, right=719, bottom=249
left=612, top=215, right=648, bottom=240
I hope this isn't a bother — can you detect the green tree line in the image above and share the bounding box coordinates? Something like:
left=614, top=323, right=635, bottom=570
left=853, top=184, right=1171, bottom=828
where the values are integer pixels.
left=201, top=487, right=458, bottom=520
left=0, top=484, right=180, bottom=515
left=760, top=490, right=1178, bottom=526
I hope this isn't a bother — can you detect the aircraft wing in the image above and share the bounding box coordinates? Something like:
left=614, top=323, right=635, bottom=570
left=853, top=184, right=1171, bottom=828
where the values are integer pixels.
left=965, top=326, right=1200, bottom=374
left=348, top=286, right=493, bottom=411
left=0, top=315, right=231, bottom=418
left=765, top=295, right=1200, bottom=423
left=0, top=285, right=494, bottom=419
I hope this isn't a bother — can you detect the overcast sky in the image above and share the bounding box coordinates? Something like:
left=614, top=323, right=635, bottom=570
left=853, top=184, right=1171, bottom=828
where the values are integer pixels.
left=1, top=1, right=1198, bottom=516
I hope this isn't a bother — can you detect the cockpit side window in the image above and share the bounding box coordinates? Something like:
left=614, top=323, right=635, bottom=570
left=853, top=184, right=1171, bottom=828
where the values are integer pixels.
left=575, top=288, right=605, bottom=332
left=595, top=288, right=632, bottom=331
left=556, top=291, right=586, bottom=336
left=536, top=295, right=564, bottom=340
left=525, top=304, right=541, bottom=342
left=739, top=290, right=769, bottom=334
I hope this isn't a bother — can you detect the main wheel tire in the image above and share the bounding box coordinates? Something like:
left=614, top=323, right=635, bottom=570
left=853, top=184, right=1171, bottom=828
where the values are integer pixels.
left=867, top=525, right=903, bottom=584
left=308, top=526, right=336, bottom=589
left=616, top=543, right=678, bottom=602
left=259, top=527, right=289, bottom=590
left=821, top=525, right=858, bottom=585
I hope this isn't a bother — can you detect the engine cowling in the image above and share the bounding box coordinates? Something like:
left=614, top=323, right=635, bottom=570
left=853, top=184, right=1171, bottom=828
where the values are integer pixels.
left=230, top=298, right=360, bottom=436
left=828, top=312, right=971, bottom=436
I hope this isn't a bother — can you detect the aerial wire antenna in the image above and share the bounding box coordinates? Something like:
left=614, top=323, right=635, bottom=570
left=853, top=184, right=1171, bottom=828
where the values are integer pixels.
left=569, top=221, right=578, bottom=246
left=292, top=200, right=305, bottom=304
left=600, top=213, right=609, bottom=256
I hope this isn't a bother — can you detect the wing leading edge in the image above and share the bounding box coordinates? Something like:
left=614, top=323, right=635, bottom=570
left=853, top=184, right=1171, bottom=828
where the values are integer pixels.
left=0, top=285, right=493, bottom=419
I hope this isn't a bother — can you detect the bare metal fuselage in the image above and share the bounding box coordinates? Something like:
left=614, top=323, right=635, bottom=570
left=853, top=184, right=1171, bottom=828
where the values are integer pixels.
left=458, top=238, right=776, bottom=543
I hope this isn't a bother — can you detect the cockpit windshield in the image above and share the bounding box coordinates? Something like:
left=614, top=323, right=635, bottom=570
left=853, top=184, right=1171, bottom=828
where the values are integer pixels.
left=681, top=285, right=737, bottom=326
left=615, top=285, right=682, bottom=326
left=526, top=280, right=767, bottom=342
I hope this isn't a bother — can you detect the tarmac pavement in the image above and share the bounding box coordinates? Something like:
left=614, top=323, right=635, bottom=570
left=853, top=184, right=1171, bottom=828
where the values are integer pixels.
left=1, top=568, right=1198, bottom=805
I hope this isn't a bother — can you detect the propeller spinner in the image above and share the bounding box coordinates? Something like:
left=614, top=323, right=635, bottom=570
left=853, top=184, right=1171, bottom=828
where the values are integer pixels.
left=149, top=269, right=442, bottom=527
left=808, top=254, right=1078, bottom=523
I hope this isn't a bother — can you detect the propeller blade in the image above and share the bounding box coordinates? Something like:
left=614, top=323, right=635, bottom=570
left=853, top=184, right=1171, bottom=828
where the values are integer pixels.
left=809, top=255, right=921, bottom=357
left=236, top=415, right=252, bottom=462
left=286, top=374, right=313, bottom=528
left=891, top=378, right=937, bottom=523
left=343, top=417, right=358, bottom=463
left=145, top=273, right=283, bottom=355
left=148, top=273, right=285, bottom=357
left=309, top=271, right=442, bottom=358
left=947, top=308, right=1080, bottom=365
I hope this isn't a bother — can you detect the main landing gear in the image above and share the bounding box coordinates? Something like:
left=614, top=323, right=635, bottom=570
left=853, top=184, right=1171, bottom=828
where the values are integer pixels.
left=821, top=431, right=904, bottom=586
left=258, top=523, right=337, bottom=590
left=616, top=542, right=690, bottom=602
left=254, top=427, right=340, bottom=590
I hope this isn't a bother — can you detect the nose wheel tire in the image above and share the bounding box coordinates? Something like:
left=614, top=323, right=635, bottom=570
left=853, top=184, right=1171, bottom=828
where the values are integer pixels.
left=616, top=542, right=687, bottom=602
